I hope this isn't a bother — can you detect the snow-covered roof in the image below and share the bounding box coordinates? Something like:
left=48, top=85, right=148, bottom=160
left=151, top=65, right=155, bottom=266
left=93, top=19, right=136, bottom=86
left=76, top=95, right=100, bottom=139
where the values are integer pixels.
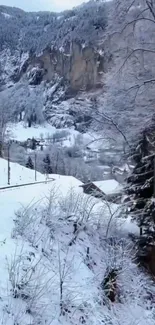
left=93, top=179, right=122, bottom=195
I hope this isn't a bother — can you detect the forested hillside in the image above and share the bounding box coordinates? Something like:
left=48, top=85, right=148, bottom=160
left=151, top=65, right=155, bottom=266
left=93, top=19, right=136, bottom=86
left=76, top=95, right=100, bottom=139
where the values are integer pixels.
left=0, top=1, right=107, bottom=53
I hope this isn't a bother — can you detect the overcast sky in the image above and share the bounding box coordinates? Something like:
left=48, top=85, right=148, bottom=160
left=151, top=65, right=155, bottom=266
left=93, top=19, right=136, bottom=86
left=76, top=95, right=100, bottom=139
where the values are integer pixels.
left=0, top=0, right=88, bottom=12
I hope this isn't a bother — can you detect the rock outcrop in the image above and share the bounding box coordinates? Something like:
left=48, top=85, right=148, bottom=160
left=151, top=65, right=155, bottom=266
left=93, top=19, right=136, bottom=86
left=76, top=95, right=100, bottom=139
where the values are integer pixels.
left=25, top=42, right=104, bottom=91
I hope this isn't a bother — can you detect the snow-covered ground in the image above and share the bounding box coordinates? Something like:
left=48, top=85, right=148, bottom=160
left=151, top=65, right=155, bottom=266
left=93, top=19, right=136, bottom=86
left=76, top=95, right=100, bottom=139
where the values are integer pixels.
left=7, top=122, right=69, bottom=142
left=7, top=122, right=108, bottom=151
left=0, top=158, right=153, bottom=325
left=0, top=158, right=46, bottom=187
left=0, top=159, right=154, bottom=325
left=0, top=161, right=85, bottom=324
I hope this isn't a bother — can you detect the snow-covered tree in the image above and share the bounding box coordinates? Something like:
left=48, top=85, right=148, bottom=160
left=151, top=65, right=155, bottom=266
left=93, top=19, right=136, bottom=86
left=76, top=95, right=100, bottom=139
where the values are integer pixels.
left=31, top=138, right=37, bottom=151
left=43, top=154, right=53, bottom=174
left=127, top=122, right=155, bottom=273
left=26, top=156, right=34, bottom=169
left=0, top=1, right=108, bottom=53
left=95, top=0, right=155, bottom=149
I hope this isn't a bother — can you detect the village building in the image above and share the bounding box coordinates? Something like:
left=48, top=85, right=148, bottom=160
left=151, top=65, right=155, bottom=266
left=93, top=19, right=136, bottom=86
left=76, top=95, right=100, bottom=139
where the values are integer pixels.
left=80, top=179, right=122, bottom=202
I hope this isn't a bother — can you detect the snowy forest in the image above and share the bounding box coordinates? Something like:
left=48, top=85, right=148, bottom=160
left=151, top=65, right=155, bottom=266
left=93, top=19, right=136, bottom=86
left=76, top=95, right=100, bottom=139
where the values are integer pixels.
left=0, top=0, right=155, bottom=325
left=0, top=1, right=107, bottom=52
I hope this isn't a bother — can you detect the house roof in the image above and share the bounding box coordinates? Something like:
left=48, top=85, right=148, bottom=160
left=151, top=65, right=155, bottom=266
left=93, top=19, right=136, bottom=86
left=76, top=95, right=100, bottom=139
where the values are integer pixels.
left=93, top=179, right=122, bottom=195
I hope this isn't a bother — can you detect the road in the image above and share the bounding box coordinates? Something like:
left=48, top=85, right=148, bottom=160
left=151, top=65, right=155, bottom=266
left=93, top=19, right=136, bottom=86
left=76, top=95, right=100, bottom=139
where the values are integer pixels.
left=0, top=178, right=55, bottom=191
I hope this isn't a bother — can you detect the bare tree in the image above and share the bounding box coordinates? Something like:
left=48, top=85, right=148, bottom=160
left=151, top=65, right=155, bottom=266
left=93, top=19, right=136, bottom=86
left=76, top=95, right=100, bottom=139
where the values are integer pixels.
left=94, top=0, right=155, bottom=152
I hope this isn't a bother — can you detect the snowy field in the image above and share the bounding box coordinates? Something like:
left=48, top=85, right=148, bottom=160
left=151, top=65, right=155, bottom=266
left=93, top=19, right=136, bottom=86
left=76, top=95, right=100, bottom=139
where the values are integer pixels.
left=0, top=158, right=152, bottom=325
left=0, top=158, right=46, bottom=187
left=7, top=122, right=108, bottom=151
left=7, top=122, right=79, bottom=145
left=7, top=122, right=57, bottom=142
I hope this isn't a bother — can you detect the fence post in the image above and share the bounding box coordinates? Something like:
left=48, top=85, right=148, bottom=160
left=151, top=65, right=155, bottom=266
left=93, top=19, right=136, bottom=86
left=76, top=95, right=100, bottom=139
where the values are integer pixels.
left=8, top=143, right=10, bottom=185
left=35, top=153, right=37, bottom=182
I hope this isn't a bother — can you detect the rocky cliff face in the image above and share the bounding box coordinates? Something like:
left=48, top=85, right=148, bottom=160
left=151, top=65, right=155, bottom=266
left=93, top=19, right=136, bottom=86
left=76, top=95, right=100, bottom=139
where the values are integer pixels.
left=22, top=42, right=104, bottom=91
left=0, top=44, right=104, bottom=129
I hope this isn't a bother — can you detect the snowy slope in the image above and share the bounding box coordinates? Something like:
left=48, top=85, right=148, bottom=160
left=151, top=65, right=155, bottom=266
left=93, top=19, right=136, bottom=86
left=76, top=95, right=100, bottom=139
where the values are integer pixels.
left=7, top=122, right=57, bottom=142
left=0, top=158, right=46, bottom=187
left=7, top=122, right=81, bottom=147
left=7, top=122, right=107, bottom=154
left=0, top=160, right=153, bottom=325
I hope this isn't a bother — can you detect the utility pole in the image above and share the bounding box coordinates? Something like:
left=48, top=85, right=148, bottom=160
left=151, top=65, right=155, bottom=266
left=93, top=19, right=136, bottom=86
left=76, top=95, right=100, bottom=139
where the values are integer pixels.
left=34, top=153, right=37, bottom=181
left=153, top=156, right=155, bottom=198
left=8, top=142, right=10, bottom=185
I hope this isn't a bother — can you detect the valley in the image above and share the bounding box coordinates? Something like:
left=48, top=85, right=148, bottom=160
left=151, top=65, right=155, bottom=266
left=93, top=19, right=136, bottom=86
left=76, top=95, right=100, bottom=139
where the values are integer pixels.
left=0, top=0, right=155, bottom=324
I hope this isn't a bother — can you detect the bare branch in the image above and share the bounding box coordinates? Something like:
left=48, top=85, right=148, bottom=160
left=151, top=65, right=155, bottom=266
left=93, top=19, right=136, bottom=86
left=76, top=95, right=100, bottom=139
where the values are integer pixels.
left=146, top=0, right=155, bottom=20
left=93, top=111, right=131, bottom=147
left=127, top=78, right=155, bottom=91
left=119, top=48, right=155, bottom=71
left=121, top=16, right=155, bottom=34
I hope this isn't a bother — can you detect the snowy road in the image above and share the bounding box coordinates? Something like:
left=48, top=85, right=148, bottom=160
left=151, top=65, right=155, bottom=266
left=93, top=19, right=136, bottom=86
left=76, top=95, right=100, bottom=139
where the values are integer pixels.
left=0, top=178, right=54, bottom=191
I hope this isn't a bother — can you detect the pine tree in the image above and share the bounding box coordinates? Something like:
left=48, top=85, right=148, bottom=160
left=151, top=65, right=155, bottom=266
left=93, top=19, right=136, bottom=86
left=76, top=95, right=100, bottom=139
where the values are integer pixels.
left=26, top=156, right=34, bottom=169
left=0, top=141, right=2, bottom=158
left=27, top=118, right=32, bottom=128
left=127, top=126, right=155, bottom=272
left=43, top=154, right=52, bottom=174
left=31, top=137, right=37, bottom=150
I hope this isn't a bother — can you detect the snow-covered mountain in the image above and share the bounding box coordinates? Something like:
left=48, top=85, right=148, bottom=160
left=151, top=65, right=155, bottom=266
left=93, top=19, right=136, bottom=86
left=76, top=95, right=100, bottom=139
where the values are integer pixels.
left=0, top=2, right=108, bottom=129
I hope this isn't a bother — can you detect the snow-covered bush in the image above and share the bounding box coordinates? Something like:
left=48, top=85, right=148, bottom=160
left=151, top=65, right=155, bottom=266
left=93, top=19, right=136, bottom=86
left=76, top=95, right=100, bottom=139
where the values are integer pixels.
left=52, top=130, right=70, bottom=143
left=9, top=187, right=155, bottom=325
left=12, top=200, right=46, bottom=246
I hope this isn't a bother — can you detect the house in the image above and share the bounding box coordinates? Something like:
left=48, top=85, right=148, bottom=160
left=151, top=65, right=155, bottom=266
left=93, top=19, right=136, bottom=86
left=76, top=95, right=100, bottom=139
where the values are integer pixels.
left=80, top=179, right=123, bottom=202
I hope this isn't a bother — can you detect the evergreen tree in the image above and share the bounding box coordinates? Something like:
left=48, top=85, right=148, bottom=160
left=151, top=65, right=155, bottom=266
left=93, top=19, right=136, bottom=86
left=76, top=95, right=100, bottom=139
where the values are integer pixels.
left=27, top=118, right=32, bottom=128
left=31, top=137, right=37, bottom=150
left=19, top=111, right=22, bottom=122
left=43, top=154, right=52, bottom=174
left=26, top=156, right=34, bottom=169
left=0, top=141, right=2, bottom=158
left=127, top=126, right=155, bottom=272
